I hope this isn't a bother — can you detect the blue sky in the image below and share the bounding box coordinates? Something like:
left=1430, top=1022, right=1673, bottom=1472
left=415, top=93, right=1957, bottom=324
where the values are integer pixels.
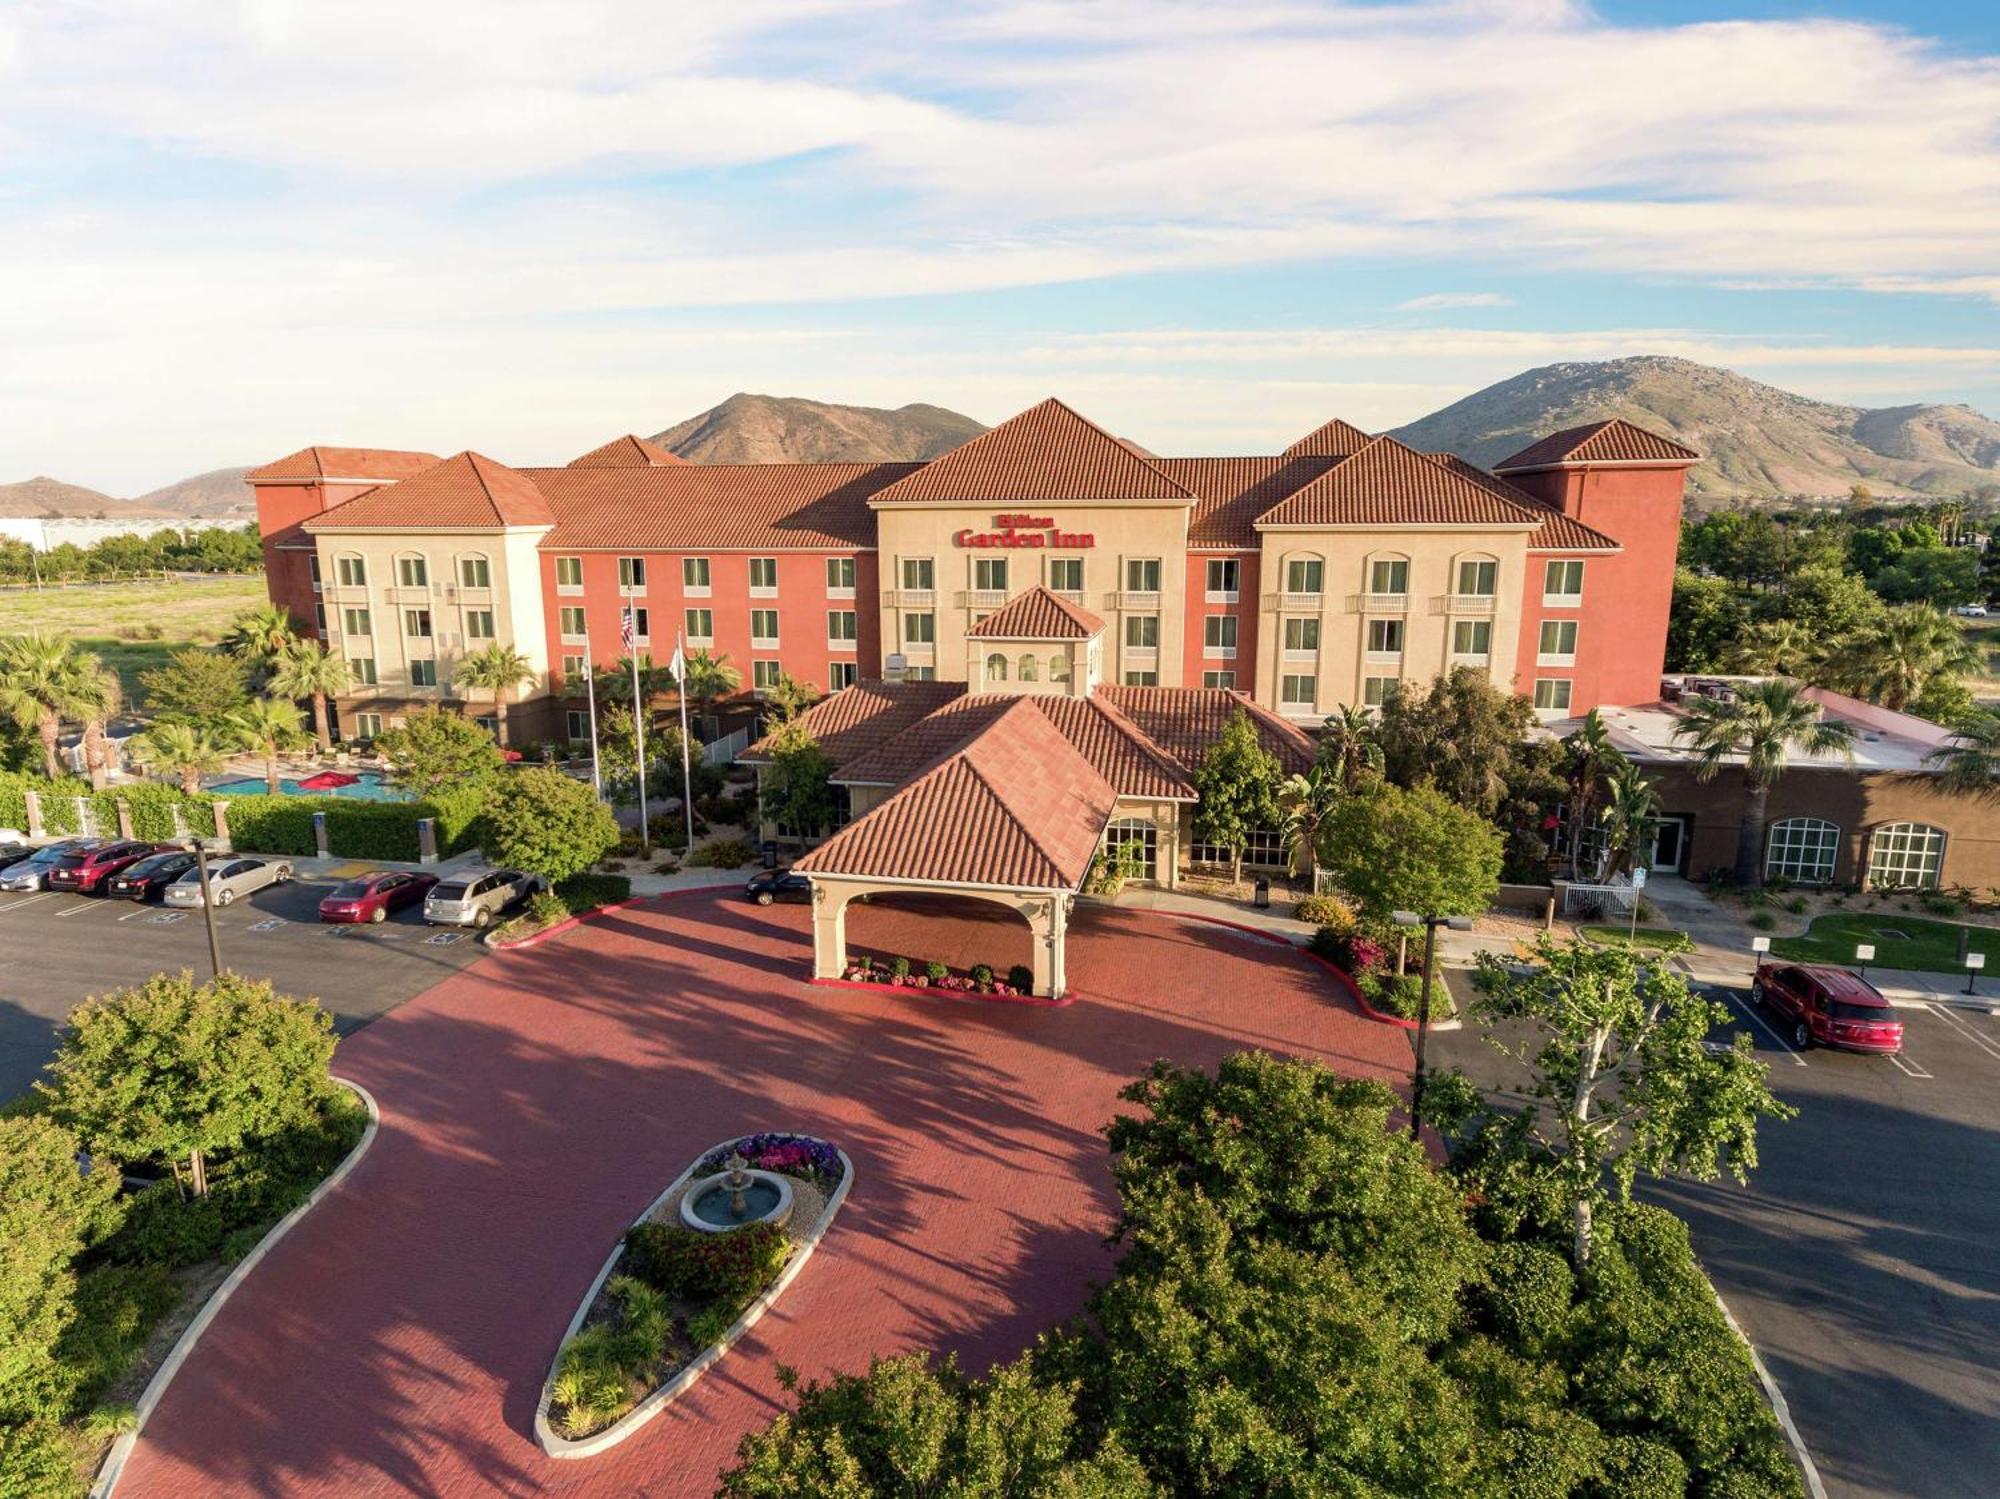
left=0, top=0, right=1995, bottom=492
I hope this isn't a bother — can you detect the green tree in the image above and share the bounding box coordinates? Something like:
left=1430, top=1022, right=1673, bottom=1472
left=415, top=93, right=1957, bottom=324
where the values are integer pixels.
left=267, top=639, right=353, bottom=754
left=1720, top=616, right=1826, bottom=679
left=374, top=707, right=504, bottom=800
left=1561, top=710, right=1620, bottom=879
left=1846, top=525, right=1905, bottom=578
left=0, top=630, right=100, bottom=779
left=76, top=656, right=121, bottom=792
left=671, top=647, right=742, bottom=728
left=1276, top=762, right=1341, bottom=887
left=131, top=721, right=227, bottom=795
left=1665, top=570, right=1748, bottom=672
left=1776, top=564, right=1884, bottom=640
left=759, top=717, right=836, bottom=838
left=1320, top=780, right=1501, bottom=920
left=1922, top=709, right=2000, bottom=798
left=0, top=1116, right=121, bottom=1417
left=1871, top=547, right=1983, bottom=608
left=1827, top=604, right=1979, bottom=711
left=38, top=970, right=337, bottom=1198
left=1672, top=679, right=1855, bottom=886
left=226, top=696, right=311, bottom=795
left=479, top=766, right=619, bottom=881
left=1317, top=703, right=1383, bottom=791
left=455, top=642, right=537, bottom=748
left=223, top=602, right=300, bottom=677
left=1597, top=760, right=1661, bottom=879
left=1453, top=937, right=1792, bottom=1266
left=1191, top=708, right=1282, bottom=884
left=1375, top=667, right=1537, bottom=818
left=760, top=672, right=822, bottom=723
left=138, top=647, right=250, bottom=729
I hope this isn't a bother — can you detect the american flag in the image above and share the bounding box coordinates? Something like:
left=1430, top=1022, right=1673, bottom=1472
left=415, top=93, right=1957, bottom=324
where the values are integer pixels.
left=619, top=608, right=634, bottom=650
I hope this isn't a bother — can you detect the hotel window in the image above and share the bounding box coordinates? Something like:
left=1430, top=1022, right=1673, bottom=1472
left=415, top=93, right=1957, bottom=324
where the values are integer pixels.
left=827, top=609, right=858, bottom=644
left=1366, top=618, right=1404, bottom=655
left=475, top=716, right=499, bottom=737
left=397, top=555, right=428, bottom=588
left=409, top=659, right=438, bottom=687
left=1123, top=670, right=1158, bottom=686
left=1205, top=558, right=1240, bottom=601
left=559, top=606, right=587, bottom=639
left=1202, top=670, right=1236, bottom=689
left=752, top=660, right=782, bottom=692
left=905, top=664, right=936, bottom=681
left=1533, top=679, right=1573, bottom=712
left=460, top=555, right=490, bottom=588
left=829, top=662, right=858, bottom=690
left=336, top=554, right=367, bottom=588
left=1285, top=557, right=1323, bottom=595
left=1204, top=615, right=1237, bottom=655
left=682, top=557, right=710, bottom=593
left=1049, top=557, right=1084, bottom=592
left=404, top=608, right=432, bottom=639
left=751, top=608, right=779, bottom=645
left=555, top=556, right=583, bottom=592
left=1456, top=558, right=1497, bottom=596
left=974, top=558, right=1008, bottom=592
left=348, top=655, right=377, bottom=686
left=1363, top=676, right=1398, bottom=707
left=565, top=710, right=589, bottom=742
left=904, top=612, right=935, bottom=644
left=1018, top=654, right=1039, bottom=682
left=1368, top=557, right=1409, bottom=596
left=465, top=610, right=495, bottom=640
left=618, top=556, right=647, bottom=591
left=749, top=557, right=778, bottom=594
left=1284, top=617, right=1320, bottom=654
left=560, top=653, right=584, bottom=681
left=986, top=653, right=1009, bottom=683
left=313, top=603, right=326, bottom=634
left=685, top=608, right=713, bottom=642
left=1767, top=817, right=1841, bottom=886
left=1125, top=558, right=1161, bottom=593
left=1280, top=674, right=1317, bottom=711
left=826, top=557, right=857, bottom=594
left=1049, top=654, right=1071, bottom=683
left=902, top=557, right=934, bottom=591
left=1452, top=619, right=1492, bottom=658
left=1544, top=559, right=1584, bottom=604
left=308, top=554, right=322, bottom=591
left=1538, top=619, right=1578, bottom=664
left=342, top=607, right=372, bottom=637
left=1125, top=615, right=1159, bottom=649
left=629, top=607, right=650, bottom=642
left=355, top=712, right=384, bottom=740
left=1867, top=822, right=1946, bottom=890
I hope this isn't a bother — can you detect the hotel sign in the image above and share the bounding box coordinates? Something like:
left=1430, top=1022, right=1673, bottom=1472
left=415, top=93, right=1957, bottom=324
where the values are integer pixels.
left=954, top=514, right=1095, bottom=549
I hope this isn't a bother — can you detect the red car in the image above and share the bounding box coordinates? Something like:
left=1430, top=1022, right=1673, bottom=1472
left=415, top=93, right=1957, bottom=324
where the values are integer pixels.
left=318, top=870, right=439, bottom=924
left=1753, top=962, right=1904, bottom=1054
left=46, top=840, right=170, bottom=895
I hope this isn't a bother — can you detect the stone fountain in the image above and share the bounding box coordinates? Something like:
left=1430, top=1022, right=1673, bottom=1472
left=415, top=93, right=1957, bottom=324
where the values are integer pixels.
left=679, top=1151, right=795, bottom=1234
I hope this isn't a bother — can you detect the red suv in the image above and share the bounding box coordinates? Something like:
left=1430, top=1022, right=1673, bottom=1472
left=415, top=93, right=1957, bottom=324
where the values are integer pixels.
left=1753, top=962, right=1903, bottom=1053
left=46, top=840, right=168, bottom=895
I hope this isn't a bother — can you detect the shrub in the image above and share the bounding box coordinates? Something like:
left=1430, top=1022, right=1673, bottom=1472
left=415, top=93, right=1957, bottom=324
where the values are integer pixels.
left=1321, top=931, right=1388, bottom=976
left=1295, top=892, right=1356, bottom=929
left=623, top=1221, right=789, bottom=1306
left=922, top=960, right=946, bottom=983
left=1923, top=894, right=1961, bottom=916
left=890, top=956, right=911, bottom=980
left=1007, top=964, right=1035, bottom=993
left=1747, top=911, right=1776, bottom=931
left=1360, top=971, right=1431, bottom=1019
left=685, top=1303, right=737, bottom=1349
left=970, top=963, right=994, bottom=989
left=523, top=891, right=568, bottom=928
left=104, top=1183, right=229, bottom=1269
left=687, top=836, right=752, bottom=869
left=46, top=1262, right=181, bottom=1414
left=0, top=1418, right=76, bottom=1499
left=1784, top=896, right=1810, bottom=915
left=1, top=1116, right=122, bottom=1415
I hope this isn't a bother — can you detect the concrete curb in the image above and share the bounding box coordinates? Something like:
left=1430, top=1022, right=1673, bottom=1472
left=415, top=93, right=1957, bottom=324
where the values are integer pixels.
left=533, top=1138, right=856, bottom=1459
left=486, top=898, right=642, bottom=951
left=91, top=1077, right=381, bottom=1499
left=810, top=974, right=1072, bottom=1008
left=1712, top=1287, right=1828, bottom=1499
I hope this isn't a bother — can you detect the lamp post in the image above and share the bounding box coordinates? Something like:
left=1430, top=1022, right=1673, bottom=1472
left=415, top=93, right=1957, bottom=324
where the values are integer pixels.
left=190, top=838, right=224, bottom=979
left=1394, top=910, right=1475, bottom=1141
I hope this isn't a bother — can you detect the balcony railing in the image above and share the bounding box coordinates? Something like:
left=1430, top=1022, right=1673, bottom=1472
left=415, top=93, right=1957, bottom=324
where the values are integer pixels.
left=963, top=588, right=1007, bottom=609
left=1115, top=589, right=1162, bottom=609
left=1436, top=593, right=1497, bottom=615
left=887, top=588, right=935, bottom=608
left=1353, top=591, right=1410, bottom=614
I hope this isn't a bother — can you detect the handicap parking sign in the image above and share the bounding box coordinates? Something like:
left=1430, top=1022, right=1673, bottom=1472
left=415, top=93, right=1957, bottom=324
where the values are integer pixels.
left=149, top=912, right=187, bottom=926
left=249, top=918, right=286, bottom=933
left=424, top=932, right=464, bottom=947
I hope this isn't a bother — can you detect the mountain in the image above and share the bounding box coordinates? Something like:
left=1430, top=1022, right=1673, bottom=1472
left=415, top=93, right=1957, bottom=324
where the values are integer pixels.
left=1388, top=356, right=2000, bottom=501
left=653, top=393, right=986, bottom=464
left=0, top=476, right=148, bottom=519
left=132, top=466, right=256, bottom=518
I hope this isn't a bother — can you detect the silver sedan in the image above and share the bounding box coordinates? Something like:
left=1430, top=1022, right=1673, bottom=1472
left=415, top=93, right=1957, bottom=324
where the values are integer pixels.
left=162, top=856, right=295, bottom=908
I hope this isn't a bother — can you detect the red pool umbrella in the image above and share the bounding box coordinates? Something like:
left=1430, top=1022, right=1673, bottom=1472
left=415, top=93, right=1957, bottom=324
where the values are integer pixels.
left=298, top=770, right=359, bottom=791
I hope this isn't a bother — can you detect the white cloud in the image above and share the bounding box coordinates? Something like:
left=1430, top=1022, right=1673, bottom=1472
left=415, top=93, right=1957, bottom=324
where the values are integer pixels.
left=1396, top=293, right=1514, bottom=310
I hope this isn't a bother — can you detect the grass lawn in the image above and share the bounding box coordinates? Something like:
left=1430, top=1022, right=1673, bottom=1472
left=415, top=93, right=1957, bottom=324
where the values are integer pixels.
left=1581, top=924, right=1691, bottom=951
left=1769, top=911, right=2000, bottom=974
left=0, top=575, right=265, bottom=701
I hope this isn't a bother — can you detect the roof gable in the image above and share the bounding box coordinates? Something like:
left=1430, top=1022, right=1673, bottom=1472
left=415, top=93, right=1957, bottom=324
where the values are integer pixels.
left=1495, top=419, right=1699, bottom=473
left=1426, top=454, right=1620, bottom=553
left=531, top=462, right=916, bottom=551
left=1095, top=686, right=1316, bottom=775
left=1162, top=456, right=1336, bottom=548
left=965, top=586, right=1104, bottom=640
left=1282, top=417, right=1372, bottom=460
left=742, top=679, right=966, bottom=767
left=870, top=398, right=1194, bottom=504
left=303, top=452, right=556, bottom=531
left=566, top=434, right=688, bottom=468
left=246, top=446, right=442, bottom=483
left=1255, top=435, right=1542, bottom=529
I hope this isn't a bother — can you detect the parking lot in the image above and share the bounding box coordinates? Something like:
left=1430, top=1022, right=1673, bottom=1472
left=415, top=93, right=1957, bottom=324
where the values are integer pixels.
left=0, top=864, right=491, bottom=1101
left=1430, top=985, right=2000, bottom=1499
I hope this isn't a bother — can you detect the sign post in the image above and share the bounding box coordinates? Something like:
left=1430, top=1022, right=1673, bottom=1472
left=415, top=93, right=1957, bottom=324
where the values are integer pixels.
left=1967, top=950, right=1986, bottom=996
left=1854, top=942, right=1875, bottom=976
left=1628, top=866, right=1647, bottom=942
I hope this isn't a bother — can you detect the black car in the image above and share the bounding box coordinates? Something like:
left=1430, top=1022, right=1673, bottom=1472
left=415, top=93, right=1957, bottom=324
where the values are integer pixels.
left=0, top=843, right=35, bottom=872
left=744, top=868, right=812, bottom=905
left=105, top=849, right=200, bottom=902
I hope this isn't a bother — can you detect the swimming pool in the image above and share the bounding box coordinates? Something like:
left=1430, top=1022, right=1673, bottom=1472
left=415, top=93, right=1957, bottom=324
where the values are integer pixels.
left=205, top=770, right=411, bottom=802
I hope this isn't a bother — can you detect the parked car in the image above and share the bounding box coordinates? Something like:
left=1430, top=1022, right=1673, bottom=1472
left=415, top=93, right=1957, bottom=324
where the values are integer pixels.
left=162, top=856, right=294, bottom=908
left=319, top=871, right=439, bottom=924
left=1752, top=962, right=1904, bottom=1053
left=47, top=840, right=167, bottom=895
left=0, top=841, right=37, bottom=872
left=105, top=849, right=201, bottom=901
left=744, top=868, right=812, bottom=905
left=0, top=839, right=102, bottom=892
left=422, top=869, right=545, bottom=928
left=1953, top=604, right=1989, bottom=617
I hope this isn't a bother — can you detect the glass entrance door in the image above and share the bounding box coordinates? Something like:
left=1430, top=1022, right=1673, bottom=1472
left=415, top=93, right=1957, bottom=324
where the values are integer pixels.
left=1647, top=817, right=1686, bottom=873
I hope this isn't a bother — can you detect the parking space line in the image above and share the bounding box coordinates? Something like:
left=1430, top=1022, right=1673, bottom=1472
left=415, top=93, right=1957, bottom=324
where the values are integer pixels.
left=115, top=906, right=156, bottom=921
left=1926, top=1003, right=2000, bottom=1062
left=1886, top=1053, right=1934, bottom=1079
left=0, top=892, right=59, bottom=912
left=1724, top=992, right=1808, bottom=1067
left=54, top=898, right=116, bottom=918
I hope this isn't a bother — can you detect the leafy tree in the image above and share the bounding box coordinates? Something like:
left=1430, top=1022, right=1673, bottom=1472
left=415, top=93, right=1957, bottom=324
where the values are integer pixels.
left=1672, top=679, right=1854, bottom=886
left=1496, top=734, right=1567, bottom=884
left=223, top=602, right=300, bottom=677
left=0, top=630, right=101, bottom=779
left=479, top=766, right=619, bottom=881
left=138, top=647, right=250, bottom=729
left=1845, top=525, right=1905, bottom=578
left=455, top=642, right=537, bottom=747
left=759, top=717, right=836, bottom=838
left=1666, top=571, right=1748, bottom=672
left=267, top=639, right=353, bottom=753
left=760, top=672, right=822, bottom=723
left=0, top=1116, right=121, bottom=1417
left=375, top=707, right=503, bottom=800
left=131, top=721, right=227, bottom=795
left=1375, top=667, right=1537, bottom=819
left=1450, top=937, right=1793, bottom=1266
left=1871, top=547, right=1982, bottom=608
left=1772, top=564, right=1883, bottom=639
left=1597, top=760, right=1661, bottom=879
left=1191, top=709, right=1282, bottom=883
left=226, top=696, right=311, bottom=795
left=1276, top=762, right=1341, bottom=887
left=1719, top=616, right=1825, bottom=679
left=1320, top=780, right=1501, bottom=920
left=38, top=971, right=337, bottom=1198
left=1827, top=604, right=1977, bottom=712
left=1561, top=710, right=1620, bottom=879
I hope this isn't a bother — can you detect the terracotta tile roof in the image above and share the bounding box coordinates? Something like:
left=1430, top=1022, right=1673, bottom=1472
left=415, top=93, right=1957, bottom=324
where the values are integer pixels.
left=247, top=446, right=442, bottom=483
left=870, top=398, right=1194, bottom=504
left=532, top=463, right=917, bottom=551
left=1254, top=435, right=1544, bottom=529
left=303, top=452, right=556, bottom=531
left=1495, top=419, right=1699, bottom=472
left=965, top=586, right=1104, bottom=641
left=1163, top=457, right=1335, bottom=549
left=741, top=679, right=965, bottom=767
left=1426, top=454, right=1621, bottom=553
left=1282, top=417, right=1372, bottom=459
left=1095, top=686, right=1316, bottom=774
left=795, top=699, right=1116, bottom=890
left=566, top=434, right=688, bottom=468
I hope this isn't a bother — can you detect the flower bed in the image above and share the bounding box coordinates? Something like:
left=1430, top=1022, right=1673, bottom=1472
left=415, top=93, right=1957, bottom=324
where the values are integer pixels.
left=534, top=1132, right=853, bottom=1458
left=841, top=952, right=1036, bottom=998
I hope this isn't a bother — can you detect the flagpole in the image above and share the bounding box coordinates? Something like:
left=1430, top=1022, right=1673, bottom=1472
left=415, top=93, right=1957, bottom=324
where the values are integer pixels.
left=628, top=608, right=650, bottom=857
left=675, top=630, right=694, bottom=854
left=582, top=633, right=603, bottom=801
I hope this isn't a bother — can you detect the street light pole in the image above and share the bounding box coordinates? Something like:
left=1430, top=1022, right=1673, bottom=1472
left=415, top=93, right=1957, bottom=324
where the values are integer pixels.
left=1395, top=910, right=1474, bottom=1141
left=191, top=838, right=224, bottom=978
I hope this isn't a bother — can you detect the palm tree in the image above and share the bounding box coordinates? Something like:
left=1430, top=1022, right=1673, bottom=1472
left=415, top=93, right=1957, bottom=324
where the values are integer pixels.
left=1318, top=705, right=1382, bottom=791
left=225, top=603, right=300, bottom=678
left=0, top=629, right=100, bottom=778
left=456, top=642, right=537, bottom=747
left=268, top=639, right=353, bottom=754
left=1276, top=762, right=1341, bottom=889
left=1561, top=710, right=1619, bottom=878
left=227, top=697, right=311, bottom=795
left=1828, top=604, right=1978, bottom=711
left=133, top=721, right=227, bottom=795
left=1672, top=679, right=1856, bottom=887
left=76, top=659, right=122, bottom=791
left=1597, top=759, right=1662, bottom=879
left=1923, top=709, right=2000, bottom=799
left=672, top=648, right=741, bottom=734
left=1721, top=617, right=1825, bottom=680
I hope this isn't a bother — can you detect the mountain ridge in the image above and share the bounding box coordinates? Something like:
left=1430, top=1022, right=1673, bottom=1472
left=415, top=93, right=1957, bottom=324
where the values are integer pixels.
left=651, top=392, right=986, bottom=464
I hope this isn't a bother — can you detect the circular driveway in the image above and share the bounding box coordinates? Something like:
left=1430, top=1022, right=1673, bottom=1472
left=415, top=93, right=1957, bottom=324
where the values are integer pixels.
left=117, top=890, right=1410, bottom=1497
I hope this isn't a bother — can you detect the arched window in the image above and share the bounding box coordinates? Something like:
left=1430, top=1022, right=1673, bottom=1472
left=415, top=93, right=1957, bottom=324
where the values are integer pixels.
left=1766, top=817, right=1840, bottom=885
left=1868, top=822, right=1946, bottom=890
left=458, top=552, right=491, bottom=588
left=1366, top=552, right=1410, bottom=598
left=1282, top=553, right=1325, bottom=597
left=394, top=551, right=429, bottom=588
left=1453, top=553, right=1498, bottom=598
left=334, top=552, right=368, bottom=588
left=1018, top=653, right=1038, bottom=682
left=985, top=653, right=1008, bottom=683
left=1048, top=653, right=1071, bottom=683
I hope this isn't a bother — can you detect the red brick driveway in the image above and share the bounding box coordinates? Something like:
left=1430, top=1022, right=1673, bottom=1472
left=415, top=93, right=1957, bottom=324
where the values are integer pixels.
left=117, top=891, right=1409, bottom=1498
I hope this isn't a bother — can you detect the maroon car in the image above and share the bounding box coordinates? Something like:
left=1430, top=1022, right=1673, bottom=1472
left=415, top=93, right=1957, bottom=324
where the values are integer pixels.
left=318, top=870, right=439, bottom=924
left=1753, top=962, right=1904, bottom=1054
left=46, top=840, right=169, bottom=895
